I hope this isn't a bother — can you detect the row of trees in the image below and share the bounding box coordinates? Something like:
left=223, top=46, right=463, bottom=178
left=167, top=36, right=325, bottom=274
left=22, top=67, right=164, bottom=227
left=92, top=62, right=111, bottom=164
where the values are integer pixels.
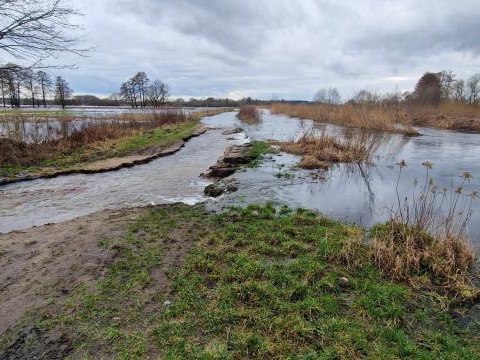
left=313, top=70, right=480, bottom=106
left=0, top=65, right=72, bottom=109
left=313, top=87, right=341, bottom=105
left=118, top=72, right=170, bottom=108
left=413, top=71, right=480, bottom=105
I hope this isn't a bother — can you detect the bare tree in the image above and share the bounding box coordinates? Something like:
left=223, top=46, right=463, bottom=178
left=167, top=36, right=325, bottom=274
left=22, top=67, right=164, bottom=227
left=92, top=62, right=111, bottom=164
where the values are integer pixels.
left=0, top=67, right=8, bottom=107
left=120, top=80, right=137, bottom=108
left=37, top=70, right=52, bottom=107
left=132, top=72, right=149, bottom=108
left=147, top=80, right=169, bottom=108
left=0, top=0, right=84, bottom=65
left=22, top=69, right=40, bottom=107
left=453, top=79, right=466, bottom=102
left=2, top=63, right=22, bottom=107
left=439, top=70, right=456, bottom=100
left=108, top=92, right=121, bottom=106
left=467, top=74, right=480, bottom=104
left=313, top=87, right=341, bottom=104
left=54, top=76, right=72, bottom=109
left=352, top=89, right=379, bottom=104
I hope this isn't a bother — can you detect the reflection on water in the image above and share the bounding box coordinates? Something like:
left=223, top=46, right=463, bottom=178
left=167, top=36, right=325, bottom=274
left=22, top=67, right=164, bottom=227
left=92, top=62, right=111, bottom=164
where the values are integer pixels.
left=0, top=107, right=223, bottom=143
left=204, top=110, right=480, bottom=246
left=1, top=109, right=479, bottom=247
left=0, top=112, right=245, bottom=233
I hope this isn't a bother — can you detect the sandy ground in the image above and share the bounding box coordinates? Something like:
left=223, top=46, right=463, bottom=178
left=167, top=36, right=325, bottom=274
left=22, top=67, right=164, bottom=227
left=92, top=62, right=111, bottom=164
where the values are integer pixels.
left=0, top=208, right=143, bottom=335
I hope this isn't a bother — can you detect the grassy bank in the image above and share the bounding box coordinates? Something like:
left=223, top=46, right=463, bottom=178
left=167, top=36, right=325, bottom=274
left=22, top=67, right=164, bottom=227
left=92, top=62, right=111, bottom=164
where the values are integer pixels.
left=0, top=110, right=226, bottom=179
left=4, top=204, right=478, bottom=359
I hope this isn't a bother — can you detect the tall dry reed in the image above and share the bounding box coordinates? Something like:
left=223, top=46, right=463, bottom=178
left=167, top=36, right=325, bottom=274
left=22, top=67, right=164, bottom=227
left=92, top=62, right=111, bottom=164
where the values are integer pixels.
left=271, top=103, right=417, bottom=135
left=237, top=105, right=262, bottom=124
left=371, top=161, right=478, bottom=295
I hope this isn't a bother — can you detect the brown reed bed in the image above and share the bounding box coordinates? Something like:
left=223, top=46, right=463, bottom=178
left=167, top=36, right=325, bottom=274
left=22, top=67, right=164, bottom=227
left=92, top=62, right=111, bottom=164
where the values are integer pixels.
left=237, top=105, right=261, bottom=124
left=271, top=103, right=418, bottom=135
left=406, top=103, right=480, bottom=132
left=273, top=130, right=379, bottom=170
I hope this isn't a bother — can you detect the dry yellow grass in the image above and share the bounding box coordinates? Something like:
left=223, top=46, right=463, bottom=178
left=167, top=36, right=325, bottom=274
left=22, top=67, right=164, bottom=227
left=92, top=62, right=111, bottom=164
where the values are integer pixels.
left=237, top=105, right=261, bottom=124
left=407, top=102, right=480, bottom=132
left=371, top=221, right=476, bottom=296
left=273, top=131, right=376, bottom=169
left=271, top=103, right=417, bottom=135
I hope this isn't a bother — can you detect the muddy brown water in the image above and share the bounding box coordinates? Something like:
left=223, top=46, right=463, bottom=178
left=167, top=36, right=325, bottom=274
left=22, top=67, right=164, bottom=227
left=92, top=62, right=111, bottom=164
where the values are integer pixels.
left=1, top=110, right=480, bottom=249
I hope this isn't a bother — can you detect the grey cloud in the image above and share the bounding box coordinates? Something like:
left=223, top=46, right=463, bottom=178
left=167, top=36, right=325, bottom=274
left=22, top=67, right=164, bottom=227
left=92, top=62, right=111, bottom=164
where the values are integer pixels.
left=58, top=0, right=480, bottom=100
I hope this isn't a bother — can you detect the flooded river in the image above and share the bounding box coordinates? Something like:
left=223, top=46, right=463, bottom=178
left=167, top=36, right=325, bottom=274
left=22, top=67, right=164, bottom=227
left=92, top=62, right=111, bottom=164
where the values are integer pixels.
left=204, top=111, right=480, bottom=247
left=1, top=110, right=479, bottom=247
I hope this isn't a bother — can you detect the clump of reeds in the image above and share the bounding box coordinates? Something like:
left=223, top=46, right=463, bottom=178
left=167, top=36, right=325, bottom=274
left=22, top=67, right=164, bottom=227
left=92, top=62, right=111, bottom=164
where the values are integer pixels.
left=273, top=130, right=379, bottom=170
left=371, top=161, right=478, bottom=296
left=237, top=105, right=261, bottom=124
left=271, top=103, right=417, bottom=135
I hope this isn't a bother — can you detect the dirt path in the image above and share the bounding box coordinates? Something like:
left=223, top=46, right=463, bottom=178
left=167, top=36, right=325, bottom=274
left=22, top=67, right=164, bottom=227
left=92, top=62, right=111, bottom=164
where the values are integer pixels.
left=0, top=208, right=143, bottom=335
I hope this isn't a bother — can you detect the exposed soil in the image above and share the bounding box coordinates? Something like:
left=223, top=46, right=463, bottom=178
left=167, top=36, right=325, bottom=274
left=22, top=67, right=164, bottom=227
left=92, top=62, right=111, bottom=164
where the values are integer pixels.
left=202, top=143, right=253, bottom=179
left=0, top=204, right=208, bottom=358
left=0, top=208, right=142, bottom=335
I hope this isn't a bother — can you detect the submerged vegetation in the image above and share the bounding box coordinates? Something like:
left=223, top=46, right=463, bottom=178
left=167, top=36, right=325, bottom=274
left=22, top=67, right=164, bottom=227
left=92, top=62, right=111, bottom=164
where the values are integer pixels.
left=237, top=105, right=262, bottom=124
left=3, top=204, right=477, bottom=358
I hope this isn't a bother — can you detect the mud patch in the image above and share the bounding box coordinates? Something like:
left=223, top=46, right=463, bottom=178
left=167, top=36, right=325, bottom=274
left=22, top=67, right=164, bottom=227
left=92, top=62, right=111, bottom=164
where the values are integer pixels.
left=0, top=327, right=72, bottom=360
left=0, top=208, right=142, bottom=335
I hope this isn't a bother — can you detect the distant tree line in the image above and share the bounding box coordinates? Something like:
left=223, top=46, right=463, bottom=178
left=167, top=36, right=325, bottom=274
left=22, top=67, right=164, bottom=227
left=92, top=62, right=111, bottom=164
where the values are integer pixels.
left=0, top=64, right=73, bottom=108
left=313, top=70, right=480, bottom=107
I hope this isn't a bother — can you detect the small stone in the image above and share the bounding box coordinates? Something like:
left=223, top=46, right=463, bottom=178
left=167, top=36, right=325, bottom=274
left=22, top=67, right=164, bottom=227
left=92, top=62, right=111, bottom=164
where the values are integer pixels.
left=226, top=184, right=239, bottom=193
left=221, top=128, right=244, bottom=135
left=338, top=277, right=349, bottom=288
left=204, top=184, right=225, bottom=197
left=163, top=300, right=172, bottom=306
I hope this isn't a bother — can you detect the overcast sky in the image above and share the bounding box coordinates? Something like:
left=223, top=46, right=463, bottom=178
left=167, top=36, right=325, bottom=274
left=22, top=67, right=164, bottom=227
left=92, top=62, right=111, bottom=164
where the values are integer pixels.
left=59, top=0, right=480, bottom=100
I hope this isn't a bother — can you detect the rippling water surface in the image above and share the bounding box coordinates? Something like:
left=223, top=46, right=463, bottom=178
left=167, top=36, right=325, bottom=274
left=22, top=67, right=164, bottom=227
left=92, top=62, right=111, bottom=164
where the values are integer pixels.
left=1, top=110, right=480, bottom=247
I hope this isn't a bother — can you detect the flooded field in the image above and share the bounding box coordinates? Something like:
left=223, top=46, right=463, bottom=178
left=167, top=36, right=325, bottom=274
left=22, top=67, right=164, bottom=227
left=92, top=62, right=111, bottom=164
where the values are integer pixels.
left=205, top=111, right=480, bottom=246
left=1, top=110, right=479, bottom=247
left=0, top=107, right=220, bottom=143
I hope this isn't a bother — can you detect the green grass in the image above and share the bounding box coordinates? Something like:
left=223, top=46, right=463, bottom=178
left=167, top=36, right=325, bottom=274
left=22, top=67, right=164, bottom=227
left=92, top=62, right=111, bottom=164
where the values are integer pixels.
left=30, top=204, right=480, bottom=359
left=246, top=140, right=274, bottom=168
left=0, top=109, right=73, bottom=118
